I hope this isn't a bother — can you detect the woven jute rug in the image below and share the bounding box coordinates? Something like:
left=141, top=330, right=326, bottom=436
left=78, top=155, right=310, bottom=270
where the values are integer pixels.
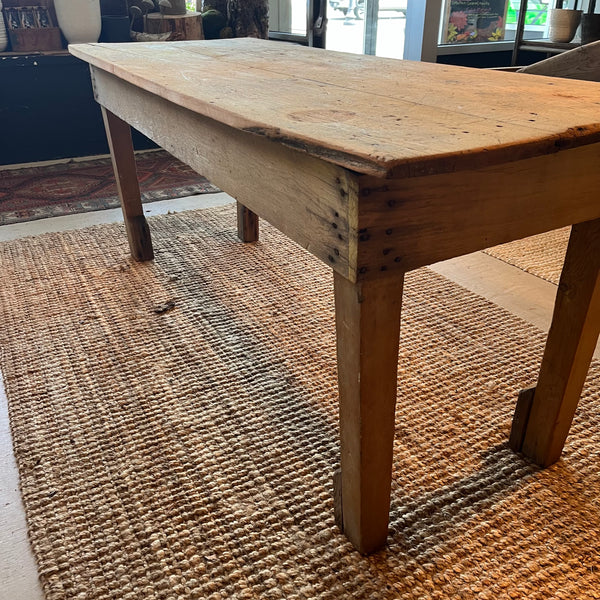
left=0, top=150, right=220, bottom=226
left=484, top=227, right=570, bottom=285
left=1, top=206, right=599, bottom=599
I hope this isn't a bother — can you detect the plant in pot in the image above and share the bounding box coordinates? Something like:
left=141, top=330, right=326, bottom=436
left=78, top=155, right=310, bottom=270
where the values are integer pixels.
left=581, top=0, right=600, bottom=43
left=548, top=0, right=583, bottom=43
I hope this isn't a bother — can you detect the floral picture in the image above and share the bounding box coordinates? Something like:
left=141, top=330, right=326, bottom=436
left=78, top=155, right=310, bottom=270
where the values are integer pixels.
left=443, top=0, right=509, bottom=43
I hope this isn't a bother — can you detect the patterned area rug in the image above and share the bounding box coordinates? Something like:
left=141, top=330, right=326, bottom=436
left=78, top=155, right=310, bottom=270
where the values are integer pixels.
left=0, top=150, right=220, bottom=225
left=1, top=206, right=599, bottom=599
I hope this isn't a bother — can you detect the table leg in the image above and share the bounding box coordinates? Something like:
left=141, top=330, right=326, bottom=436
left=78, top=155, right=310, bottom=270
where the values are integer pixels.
left=236, top=202, right=259, bottom=242
left=101, top=107, right=154, bottom=261
left=510, top=218, right=600, bottom=467
left=333, top=271, right=404, bottom=553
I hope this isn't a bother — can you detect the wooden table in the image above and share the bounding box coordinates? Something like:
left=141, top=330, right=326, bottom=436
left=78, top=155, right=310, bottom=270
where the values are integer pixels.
left=70, top=39, right=600, bottom=554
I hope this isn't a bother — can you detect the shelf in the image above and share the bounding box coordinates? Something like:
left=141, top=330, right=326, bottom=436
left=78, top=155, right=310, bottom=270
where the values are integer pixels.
left=517, top=38, right=580, bottom=54
left=0, top=49, right=69, bottom=57
left=511, top=0, right=584, bottom=65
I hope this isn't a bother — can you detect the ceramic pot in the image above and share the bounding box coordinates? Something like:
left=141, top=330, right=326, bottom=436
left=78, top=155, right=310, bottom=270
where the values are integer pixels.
left=100, top=15, right=130, bottom=41
left=581, top=13, right=600, bottom=44
left=54, top=0, right=102, bottom=44
left=548, top=8, right=582, bottom=43
left=100, top=0, right=128, bottom=16
left=0, top=1, right=8, bottom=52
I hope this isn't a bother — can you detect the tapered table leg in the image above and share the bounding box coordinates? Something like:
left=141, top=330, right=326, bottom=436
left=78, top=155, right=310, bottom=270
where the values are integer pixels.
left=510, top=218, right=600, bottom=466
left=101, top=107, right=154, bottom=261
left=333, top=271, right=404, bottom=553
left=237, top=202, right=259, bottom=242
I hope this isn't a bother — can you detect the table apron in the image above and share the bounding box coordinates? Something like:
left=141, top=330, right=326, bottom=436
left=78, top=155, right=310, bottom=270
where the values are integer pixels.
left=91, top=66, right=600, bottom=284
left=356, top=144, right=600, bottom=277
left=91, top=66, right=359, bottom=281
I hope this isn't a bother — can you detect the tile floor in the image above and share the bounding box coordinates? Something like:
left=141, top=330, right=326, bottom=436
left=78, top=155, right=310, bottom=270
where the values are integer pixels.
left=0, top=188, right=597, bottom=598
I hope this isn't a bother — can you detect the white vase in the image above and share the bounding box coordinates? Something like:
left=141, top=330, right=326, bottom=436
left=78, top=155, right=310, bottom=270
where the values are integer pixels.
left=54, top=0, right=102, bottom=44
left=0, top=1, right=8, bottom=52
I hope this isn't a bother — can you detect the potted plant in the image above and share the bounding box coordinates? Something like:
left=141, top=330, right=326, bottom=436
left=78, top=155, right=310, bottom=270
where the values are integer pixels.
left=548, top=0, right=583, bottom=43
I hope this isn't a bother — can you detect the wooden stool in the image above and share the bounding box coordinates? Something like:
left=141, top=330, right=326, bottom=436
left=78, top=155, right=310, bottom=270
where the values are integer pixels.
left=144, top=11, right=204, bottom=40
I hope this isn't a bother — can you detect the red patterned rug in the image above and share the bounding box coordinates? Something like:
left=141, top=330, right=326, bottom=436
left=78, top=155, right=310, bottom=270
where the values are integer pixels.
left=0, top=150, right=220, bottom=225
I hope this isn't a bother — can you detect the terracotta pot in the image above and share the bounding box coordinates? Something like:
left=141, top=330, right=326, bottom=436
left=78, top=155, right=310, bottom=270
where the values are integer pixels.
left=548, top=8, right=582, bottom=43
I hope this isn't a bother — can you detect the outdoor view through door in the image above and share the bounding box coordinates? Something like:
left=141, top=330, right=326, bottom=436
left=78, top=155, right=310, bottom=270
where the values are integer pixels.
left=326, top=0, right=407, bottom=57
left=268, top=1, right=557, bottom=61
left=268, top=0, right=407, bottom=57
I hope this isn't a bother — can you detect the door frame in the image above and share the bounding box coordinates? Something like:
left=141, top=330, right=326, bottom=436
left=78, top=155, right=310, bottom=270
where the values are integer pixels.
left=268, top=0, right=326, bottom=47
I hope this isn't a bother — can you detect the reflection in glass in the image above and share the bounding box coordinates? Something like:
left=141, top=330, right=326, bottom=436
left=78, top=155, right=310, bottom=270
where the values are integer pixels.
left=269, top=0, right=308, bottom=35
left=325, top=0, right=406, bottom=58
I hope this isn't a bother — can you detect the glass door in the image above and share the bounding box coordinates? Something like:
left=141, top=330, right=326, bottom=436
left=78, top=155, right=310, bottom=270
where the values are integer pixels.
left=326, top=0, right=367, bottom=53
left=325, top=0, right=407, bottom=58
left=268, top=0, right=326, bottom=46
left=373, top=0, right=408, bottom=58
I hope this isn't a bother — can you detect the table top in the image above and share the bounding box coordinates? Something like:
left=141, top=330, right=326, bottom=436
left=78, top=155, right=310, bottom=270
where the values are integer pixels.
left=70, top=38, right=600, bottom=178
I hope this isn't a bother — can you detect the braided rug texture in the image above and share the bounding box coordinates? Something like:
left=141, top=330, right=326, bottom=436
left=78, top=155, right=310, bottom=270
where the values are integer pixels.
left=484, top=227, right=570, bottom=285
left=0, top=206, right=599, bottom=600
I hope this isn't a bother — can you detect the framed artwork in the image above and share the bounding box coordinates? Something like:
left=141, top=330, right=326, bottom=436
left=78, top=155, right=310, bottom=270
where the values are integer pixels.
left=442, top=0, right=510, bottom=43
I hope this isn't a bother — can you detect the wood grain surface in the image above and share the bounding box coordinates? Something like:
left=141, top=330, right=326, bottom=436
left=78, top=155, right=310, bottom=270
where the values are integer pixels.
left=70, top=38, right=600, bottom=178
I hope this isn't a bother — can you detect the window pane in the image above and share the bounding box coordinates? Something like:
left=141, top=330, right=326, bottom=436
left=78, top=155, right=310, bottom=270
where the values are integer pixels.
left=506, top=0, right=550, bottom=40
left=268, top=0, right=308, bottom=35
left=326, top=1, right=366, bottom=54
left=375, top=0, right=407, bottom=59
